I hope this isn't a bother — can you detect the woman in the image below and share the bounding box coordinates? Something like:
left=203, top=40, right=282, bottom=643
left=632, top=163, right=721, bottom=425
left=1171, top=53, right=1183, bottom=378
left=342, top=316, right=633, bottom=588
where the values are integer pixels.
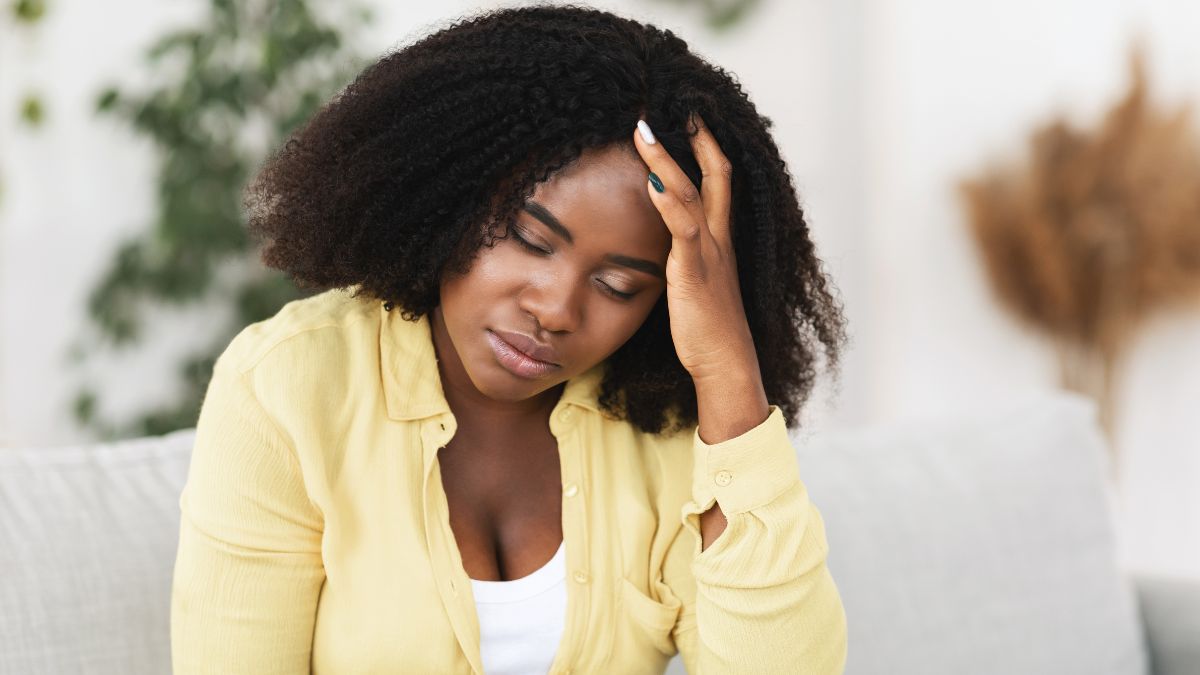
left=170, top=5, right=849, bottom=674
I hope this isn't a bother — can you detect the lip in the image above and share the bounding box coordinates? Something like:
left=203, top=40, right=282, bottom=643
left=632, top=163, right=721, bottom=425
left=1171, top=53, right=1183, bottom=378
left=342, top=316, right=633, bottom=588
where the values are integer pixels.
left=487, top=329, right=561, bottom=380
left=490, top=329, right=561, bottom=365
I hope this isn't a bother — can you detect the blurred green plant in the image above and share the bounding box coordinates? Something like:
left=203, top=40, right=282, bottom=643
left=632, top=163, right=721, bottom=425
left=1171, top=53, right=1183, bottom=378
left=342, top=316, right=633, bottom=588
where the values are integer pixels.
left=71, top=0, right=372, bottom=440
left=652, top=0, right=760, bottom=31
left=6, top=0, right=49, bottom=211
left=12, top=0, right=47, bottom=23
left=18, top=93, right=45, bottom=127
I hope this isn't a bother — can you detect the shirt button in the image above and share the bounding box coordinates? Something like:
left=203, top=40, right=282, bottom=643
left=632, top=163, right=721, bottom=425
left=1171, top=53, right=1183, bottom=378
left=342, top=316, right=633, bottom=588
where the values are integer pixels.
left=559, top=408, right=573, bottom=423
left=563, top=483, right=578, bottom=498
left=572, top=570, right=589, bottom=584
left=715, top=470, right=733, bottom=487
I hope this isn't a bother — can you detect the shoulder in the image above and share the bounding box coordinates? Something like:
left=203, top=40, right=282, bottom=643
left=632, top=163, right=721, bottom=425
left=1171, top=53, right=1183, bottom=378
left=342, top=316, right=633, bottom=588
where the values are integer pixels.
left=208, top=287, right=384, bottom=451
left=217, top=286, right=379, bottom=376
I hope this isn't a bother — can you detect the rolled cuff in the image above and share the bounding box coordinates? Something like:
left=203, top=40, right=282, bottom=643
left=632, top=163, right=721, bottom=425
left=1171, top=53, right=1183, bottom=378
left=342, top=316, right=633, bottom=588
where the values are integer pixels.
left=688, top=404, right=801, bottom=515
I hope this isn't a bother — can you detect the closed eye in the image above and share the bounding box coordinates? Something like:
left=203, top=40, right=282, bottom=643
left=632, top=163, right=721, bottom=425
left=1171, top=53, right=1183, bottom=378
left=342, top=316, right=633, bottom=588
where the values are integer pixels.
left=511, top=228, right=551, bottom=255
left=512, top=226, right=637, bottom=301
left=600, top=283, right=635, bottom=300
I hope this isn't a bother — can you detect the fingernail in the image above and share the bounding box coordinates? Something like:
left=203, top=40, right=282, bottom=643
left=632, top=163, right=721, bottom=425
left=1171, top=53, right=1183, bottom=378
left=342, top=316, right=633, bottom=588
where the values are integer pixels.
left=637, top=119, right=657, bottom=145
left=648, top=172, right=664, bottom=193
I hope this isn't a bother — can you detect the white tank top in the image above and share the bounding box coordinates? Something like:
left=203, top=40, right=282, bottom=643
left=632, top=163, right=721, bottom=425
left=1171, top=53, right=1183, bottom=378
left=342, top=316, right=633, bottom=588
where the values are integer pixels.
left=468, top=540, right=568, bottom=675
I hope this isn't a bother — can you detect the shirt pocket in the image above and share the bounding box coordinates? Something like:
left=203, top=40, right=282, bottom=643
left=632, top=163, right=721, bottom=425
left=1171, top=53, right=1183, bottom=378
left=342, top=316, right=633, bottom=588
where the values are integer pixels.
left=618, top=576, right=682, bottom=657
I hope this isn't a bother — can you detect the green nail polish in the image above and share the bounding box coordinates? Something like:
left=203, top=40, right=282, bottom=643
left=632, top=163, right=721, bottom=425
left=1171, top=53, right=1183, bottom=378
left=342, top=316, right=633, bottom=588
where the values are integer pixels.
left=648, top=172, right=664, bottom=193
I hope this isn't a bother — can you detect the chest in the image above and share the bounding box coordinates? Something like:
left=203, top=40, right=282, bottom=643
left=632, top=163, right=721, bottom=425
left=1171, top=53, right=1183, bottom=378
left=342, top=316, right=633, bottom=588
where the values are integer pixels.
left=436, top=429, right=564, bottom=582
left=310, top=410, right=687, bottom=674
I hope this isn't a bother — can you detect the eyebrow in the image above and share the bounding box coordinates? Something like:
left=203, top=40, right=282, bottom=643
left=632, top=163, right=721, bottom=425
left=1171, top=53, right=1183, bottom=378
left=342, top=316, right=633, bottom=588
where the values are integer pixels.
left=521, top=200, right=666, bottom=280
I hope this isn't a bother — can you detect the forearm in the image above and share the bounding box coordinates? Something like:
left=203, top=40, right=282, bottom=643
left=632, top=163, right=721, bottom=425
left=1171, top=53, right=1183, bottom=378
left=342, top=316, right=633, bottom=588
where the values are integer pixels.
left=693, top=359, right=769, bottom=551
left=673, top=399, right=848, bottom=674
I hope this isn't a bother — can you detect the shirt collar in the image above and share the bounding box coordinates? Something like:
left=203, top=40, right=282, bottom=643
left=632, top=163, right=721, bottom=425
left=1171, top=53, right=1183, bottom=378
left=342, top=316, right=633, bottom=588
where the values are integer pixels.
left=378, top=304, right=607, bottom=421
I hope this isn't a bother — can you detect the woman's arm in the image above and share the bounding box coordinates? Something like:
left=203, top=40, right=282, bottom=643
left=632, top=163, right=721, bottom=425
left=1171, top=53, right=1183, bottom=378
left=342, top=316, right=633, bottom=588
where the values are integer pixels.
left=691, top=360, right=771, bottom=550
left=663, top=400, right=848, bottom=674
left=171, top=355, right=326, bottom=674
left=633, top=112, right=847, bottom=672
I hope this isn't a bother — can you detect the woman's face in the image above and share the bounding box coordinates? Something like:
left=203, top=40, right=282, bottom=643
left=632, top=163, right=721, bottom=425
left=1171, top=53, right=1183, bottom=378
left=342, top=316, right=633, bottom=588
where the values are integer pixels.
left=432, top=143, right=672, bottom=406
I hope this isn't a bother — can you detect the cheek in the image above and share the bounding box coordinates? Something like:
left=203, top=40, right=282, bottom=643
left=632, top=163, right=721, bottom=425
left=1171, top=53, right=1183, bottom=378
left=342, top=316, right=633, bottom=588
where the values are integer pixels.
left=443, top=246, right=522, bottom=299
left=470, top=245, right=530, bottom=289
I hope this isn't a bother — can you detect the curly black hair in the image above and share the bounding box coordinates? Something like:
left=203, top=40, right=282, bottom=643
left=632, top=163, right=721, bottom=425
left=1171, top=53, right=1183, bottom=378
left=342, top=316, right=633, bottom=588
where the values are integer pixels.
left=244, top=3, right=849, bottom=436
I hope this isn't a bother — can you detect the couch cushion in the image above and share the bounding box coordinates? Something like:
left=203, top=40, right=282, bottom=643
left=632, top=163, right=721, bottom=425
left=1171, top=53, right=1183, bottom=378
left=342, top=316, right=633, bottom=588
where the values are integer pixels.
left=3, top=392, right=1151, bottom=675
left=798, top=391, right=1148, bottom=674
left=0, top=428, right=195, bottom=675
left=1132, top=572, right=1200, bottom=675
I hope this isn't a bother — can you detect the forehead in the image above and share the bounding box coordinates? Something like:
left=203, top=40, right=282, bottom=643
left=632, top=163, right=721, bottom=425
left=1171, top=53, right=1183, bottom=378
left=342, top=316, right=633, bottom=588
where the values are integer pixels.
left=527, top=145, right=670, bottom=254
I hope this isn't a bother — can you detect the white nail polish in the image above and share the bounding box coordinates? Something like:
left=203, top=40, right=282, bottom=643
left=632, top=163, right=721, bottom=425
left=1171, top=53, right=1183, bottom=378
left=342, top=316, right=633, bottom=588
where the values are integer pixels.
left=637, top=119, right=657, bottom=145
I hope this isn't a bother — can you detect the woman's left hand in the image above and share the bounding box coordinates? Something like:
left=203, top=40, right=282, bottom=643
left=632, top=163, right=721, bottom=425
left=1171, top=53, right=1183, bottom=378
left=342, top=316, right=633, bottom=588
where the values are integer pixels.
left=632, top=112, right=759, bottom=385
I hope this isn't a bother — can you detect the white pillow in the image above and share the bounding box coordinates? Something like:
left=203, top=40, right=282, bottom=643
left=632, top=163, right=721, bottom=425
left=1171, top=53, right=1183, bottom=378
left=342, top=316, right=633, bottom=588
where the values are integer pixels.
left=798, top=391, right=1148, bottom=674
left=0, top=428, right=195, bottom=675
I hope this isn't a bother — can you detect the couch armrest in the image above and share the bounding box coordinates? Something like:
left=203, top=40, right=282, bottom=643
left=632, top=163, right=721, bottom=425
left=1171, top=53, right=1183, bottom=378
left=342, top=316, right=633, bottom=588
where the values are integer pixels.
left=1132, top=572, right=1200, bottom=675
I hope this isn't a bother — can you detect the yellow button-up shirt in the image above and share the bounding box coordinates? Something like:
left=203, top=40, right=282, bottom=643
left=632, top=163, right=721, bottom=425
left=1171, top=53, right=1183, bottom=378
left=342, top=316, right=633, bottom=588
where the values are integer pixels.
left=170, top=287, right=847, bottom=674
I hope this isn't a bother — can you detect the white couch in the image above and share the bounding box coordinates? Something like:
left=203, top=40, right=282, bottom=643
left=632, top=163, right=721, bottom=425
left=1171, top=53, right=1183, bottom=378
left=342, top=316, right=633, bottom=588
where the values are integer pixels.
left=2, top=391, right=1196, bottom=674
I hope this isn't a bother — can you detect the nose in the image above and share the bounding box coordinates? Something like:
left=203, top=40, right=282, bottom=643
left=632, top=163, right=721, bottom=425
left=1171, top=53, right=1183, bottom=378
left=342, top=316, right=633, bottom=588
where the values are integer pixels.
left=518, top=276, right=583, bottom=334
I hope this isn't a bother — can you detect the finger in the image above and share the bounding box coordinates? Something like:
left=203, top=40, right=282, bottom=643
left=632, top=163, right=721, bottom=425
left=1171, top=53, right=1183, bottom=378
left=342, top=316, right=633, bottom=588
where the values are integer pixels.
left=687, top=112, right=734, bottom=248
left=633, top=119, right=708, bottom=229
left=646, top=173, right=705, bottom=278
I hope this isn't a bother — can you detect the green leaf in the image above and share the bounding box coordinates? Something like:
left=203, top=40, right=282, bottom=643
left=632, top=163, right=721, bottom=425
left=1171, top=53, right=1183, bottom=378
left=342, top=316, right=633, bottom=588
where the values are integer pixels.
left=12, top=0, right=47, bottom=24
left=146, top=29, right=203, bottom=62
left=19, top=94, right=45, bottom=127
left=95, top=88, right=119, bottom=113
left=72, top=388, right=98, bottom=425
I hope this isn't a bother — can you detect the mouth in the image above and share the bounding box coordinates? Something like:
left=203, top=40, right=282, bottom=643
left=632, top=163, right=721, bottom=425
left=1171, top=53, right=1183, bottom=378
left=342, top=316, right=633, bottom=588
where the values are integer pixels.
left=486, top=329, right=561, bottom=380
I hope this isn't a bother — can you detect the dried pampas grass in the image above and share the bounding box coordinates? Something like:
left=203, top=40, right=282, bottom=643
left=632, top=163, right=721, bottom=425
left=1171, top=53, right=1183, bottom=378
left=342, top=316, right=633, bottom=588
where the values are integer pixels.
left=959, top=45, right=1200, bottom=483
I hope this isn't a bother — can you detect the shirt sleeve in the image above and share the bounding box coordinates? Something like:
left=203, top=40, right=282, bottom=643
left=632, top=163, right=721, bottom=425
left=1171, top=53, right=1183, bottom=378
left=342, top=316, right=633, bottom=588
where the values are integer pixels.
left=170, top=357, right=326, bottom=675
left=663, top=404, right=848, bottom=674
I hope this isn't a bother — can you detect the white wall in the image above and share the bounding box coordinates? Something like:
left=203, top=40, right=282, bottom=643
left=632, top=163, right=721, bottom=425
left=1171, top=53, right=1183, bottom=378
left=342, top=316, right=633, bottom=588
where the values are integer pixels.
left=1, top=0, right=207, bottom=447
left=1, top=0, right=1197, bottom=577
